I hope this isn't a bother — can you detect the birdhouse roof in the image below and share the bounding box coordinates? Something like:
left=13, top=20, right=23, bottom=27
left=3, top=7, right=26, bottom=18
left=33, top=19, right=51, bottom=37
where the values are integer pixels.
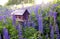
left=11, top=9, right=29, bottom=15
left=11, top=4, right=41, bottom=15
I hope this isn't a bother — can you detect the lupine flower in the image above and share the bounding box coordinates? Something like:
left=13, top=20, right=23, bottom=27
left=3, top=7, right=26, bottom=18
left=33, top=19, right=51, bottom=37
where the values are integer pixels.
left=16, top=24, right=23, bottom=39
left=51, top=4, right=58, bottom=10
left=34, top=7, right=39, bottom=19
left=0, top=34, right=1, bottom=39
left=27, top=21, right=30, bottom=27
left=12, top=15, right=16, bottom=26
left=53, top=4, right=58, bottom=7
left=53, top=12, right=57, bottom=22
left=49, top=10, right=53, bottom=17
left=3, top=16, right=7, bottom=23
left=31, top=21, right=35, bottom=28
left=53, top=12, right=57, bottom=18
left=23, top=21, right=27, bottom=28
left=0, top=16, right=3, bottom=21
left=55, top=24, right=59, bottom=39
left=50, top=25, right=54, bottom=39
left=34, top=7, right=43, bottom=34
left=39, top=15, right=43, bottom=34
left=3, top=27, right=9, bottom=39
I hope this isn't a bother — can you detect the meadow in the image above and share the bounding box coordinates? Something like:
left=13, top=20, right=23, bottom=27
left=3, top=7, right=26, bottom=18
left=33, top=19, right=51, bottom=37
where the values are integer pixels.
left=0, top=3, right=60, bottom=39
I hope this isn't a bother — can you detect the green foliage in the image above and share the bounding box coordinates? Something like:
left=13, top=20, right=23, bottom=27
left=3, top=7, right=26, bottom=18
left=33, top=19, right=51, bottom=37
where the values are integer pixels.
left=0, top=18, right=18, bottom=39
left=0, top=1, right=60, bottom=39
left=56, top=0, right=60, bottom=4
left=6, top=0, right=22, bottom=5
left=55, top=5, right=60, bottom=13
left=55, top=5, right=60, bottom=30
left=0, top=18, right=40, bottom=39
left=23, top=27, right=39, bottom=39
left=6, top=0, right=34, bottom=5
left=8, top=26, right=18, bottom=39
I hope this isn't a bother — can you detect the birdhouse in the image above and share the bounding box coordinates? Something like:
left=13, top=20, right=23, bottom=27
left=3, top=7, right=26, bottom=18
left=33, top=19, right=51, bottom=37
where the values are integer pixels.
left=11, top=9, right=30, bottom=22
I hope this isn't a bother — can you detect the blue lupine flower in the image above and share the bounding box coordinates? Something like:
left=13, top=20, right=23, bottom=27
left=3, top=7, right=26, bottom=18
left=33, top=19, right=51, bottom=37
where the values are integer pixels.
left=53, top=12, right=57, bottom=18
left=53, top=4, right=58, bottom=7
left=12, top=15, right=16, bottom=26
left=0, top=34, right=1, bottom=39
left=27, top=21, right=31, bottom=27
left=0, top=16, right=3, bottom=21
left=50, top=25, right=54, bottom=39
left=39, top=15, right=43, bottom=34
left=31, top=21, right=35, bottom=28
left=3, top=27, right=9, bottom=39
left=53, top=12, right=57, bottom=22
left=16, top=24, right=23, bottom=39
left=34, top=7, right=43, bottom=34
left=23, top=21, right=27, bottom=28
left=49, top=10, right=53, bottom=17
left=3, top=16, right=7, bottom=23
left=52, top=4, right=58, bottom=9
left=34, top=7, right=39, bottom=19
left=51, top=4, right=58, bottom=10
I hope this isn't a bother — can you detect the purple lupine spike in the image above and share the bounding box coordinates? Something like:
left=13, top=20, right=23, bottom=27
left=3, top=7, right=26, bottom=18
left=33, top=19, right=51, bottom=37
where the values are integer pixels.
left=27, top=21, right=30, bottom=27
left=23, top=21, right=27, bottom=28
left=0, top=34, right=1, bottom=39
left=39, top=15, right=43, bottom=34
left=16, top=24, right=23, bottom=39
left=31, top=21, right=35, bottom=28
left=53, top=12, right=57, bottom=18
left=34, top=7, right=43, bottom=34
left=3, top=16, right=7, bottom=23
left=50, top=25, right=54, bottom=39
left=53, top=12, right=57, bottom=22
left=49, top=10, right=53, bottom=17
left=12, top=15, right=16, bottom=26
left=55, top=24, right=59, bottom=39
left=0, top=16, right=3, bottom=21
left=51, top=4, right=58, bottom=10
left=53, top=4, right=58, bottom=7
left=3, top=27, right=9, bottom=39
left=34, top=7, right=39, bottom=19
left=46, top=34, right=48, bottom=39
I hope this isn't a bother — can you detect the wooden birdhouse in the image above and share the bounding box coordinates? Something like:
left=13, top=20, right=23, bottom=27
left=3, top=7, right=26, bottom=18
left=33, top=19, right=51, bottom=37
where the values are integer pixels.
left=11, top=9, right=30, bottom=22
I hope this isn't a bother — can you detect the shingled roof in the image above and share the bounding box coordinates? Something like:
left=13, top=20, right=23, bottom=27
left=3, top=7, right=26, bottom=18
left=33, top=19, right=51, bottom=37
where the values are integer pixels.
left=11, top=9, right=28, bottom=15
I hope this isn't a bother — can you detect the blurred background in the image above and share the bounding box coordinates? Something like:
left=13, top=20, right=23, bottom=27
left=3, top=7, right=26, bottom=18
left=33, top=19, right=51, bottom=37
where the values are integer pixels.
left=0, top=0, right=58, bottom=8
left=0, top=0, right=60, bottom=39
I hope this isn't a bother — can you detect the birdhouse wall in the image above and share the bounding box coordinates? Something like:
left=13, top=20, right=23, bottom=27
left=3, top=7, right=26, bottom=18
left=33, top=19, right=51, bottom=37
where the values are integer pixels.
left=23, top=12, right=29, bottom=20
left=15, top=15, right=24, bottom=22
